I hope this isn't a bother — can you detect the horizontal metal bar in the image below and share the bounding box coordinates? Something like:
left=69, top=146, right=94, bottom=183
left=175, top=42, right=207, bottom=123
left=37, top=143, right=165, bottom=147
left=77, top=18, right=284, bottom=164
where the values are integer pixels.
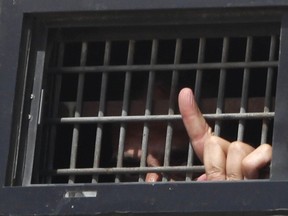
left=47, top=165, right=205, bottom=176
left=48, top=61, right=278, bottom=74
left=46, top=112, right=275, bottom=124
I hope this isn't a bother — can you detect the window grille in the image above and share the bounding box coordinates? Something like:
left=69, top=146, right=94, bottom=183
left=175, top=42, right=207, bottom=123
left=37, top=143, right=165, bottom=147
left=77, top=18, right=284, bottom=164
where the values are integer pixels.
left=2, top=1, right=288, bottom=215
left=28, top=31, right=279, bottom=185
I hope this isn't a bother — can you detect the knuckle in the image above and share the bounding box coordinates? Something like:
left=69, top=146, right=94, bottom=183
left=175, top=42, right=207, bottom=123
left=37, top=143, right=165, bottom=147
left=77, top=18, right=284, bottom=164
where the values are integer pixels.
left=208, top=135, right=220, bottom=144
left=261, top=144, right=272, bottom=154
left=229, top=141, right=244, bottom=153
left=206, top=167, right=225, bottom=180
left=226, top=173, right=242, bottom=181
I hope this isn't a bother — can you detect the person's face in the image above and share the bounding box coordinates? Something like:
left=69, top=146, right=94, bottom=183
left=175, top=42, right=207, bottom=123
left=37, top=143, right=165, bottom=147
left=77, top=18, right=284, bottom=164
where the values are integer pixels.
left=108, top=79, right=190, bottom=182
left=110, top=100, right=189, bottom=182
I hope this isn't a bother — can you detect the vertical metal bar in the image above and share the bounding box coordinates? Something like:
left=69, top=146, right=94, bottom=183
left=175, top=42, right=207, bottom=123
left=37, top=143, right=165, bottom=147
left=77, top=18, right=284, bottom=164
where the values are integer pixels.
left=237, top=36, right=253, bottom=141
left=194, top=38, right=206, bottom=102
left=185, top=38, right=206, bottom=181
left=22, top=50, right=46, bottom=186
left=68, top=42, right=87, bottom=184
left=32, top=88, right=45, bottom=183
left=185, top=141, right=194, bottom=181
left=261, top=35, right=277, bottom=144
left=10, top=27, right=32, bottom=185
left=162, top=39, right=182, bottom=182
left=46, top=43, right=64, bottom=183
left=138, top=40, right=158, bottom=182
left=22, top=22, right=48, bottom=186
left=115, top=40, right=134, bottom=183
left=271, top=15, right=288, bottom=180
left=214, top=37, right=229, bottom=136
left=37, top=89, right=45, bottom=125
left=92, top=41, right=111, bottom=183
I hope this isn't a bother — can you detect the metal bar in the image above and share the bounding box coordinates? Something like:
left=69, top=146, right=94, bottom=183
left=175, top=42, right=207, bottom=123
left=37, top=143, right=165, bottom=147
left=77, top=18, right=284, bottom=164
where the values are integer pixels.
left=37, top=89, right=45, bottom=125
left=214, top=37, right=229, bottom=136
left=139, top=39, right=158, bottom=182
left=32, top=42, right=54, bottom=184
left=21, top=23, right=49, bottom=186
left=162, top=39, right=182, bottom=182
left=9, top=26, right=33, bottom=185
left=271, top=15, right=288, bottom=180
left=115, top=40, right=135, bottom=182
left=68, top=42, right=87, bottom=184
left=185, top=141, right=194, bottom=181
left=261, top=35, right=277, bottom=144
left=184, top=38, right=206, bottom=181
left=186, top=38, right=206, bottom=181
left=92, top=41, right=111, bottom=183
left=237, top=36, right=253, bottom=141
left=22, top=51, right=46, bottom=186
left=13, top=0, right=288, bottom=13
left=49, top=165, right=205, bottom=176
left=185, top=38, right=206, bottom=181
left=48, top=61, right=278, bottom=74
left=47, top=112, right=275, bottom=124
left=193, top=38, right=206, bottom=102
left=46, top=43, right=64, bottom=183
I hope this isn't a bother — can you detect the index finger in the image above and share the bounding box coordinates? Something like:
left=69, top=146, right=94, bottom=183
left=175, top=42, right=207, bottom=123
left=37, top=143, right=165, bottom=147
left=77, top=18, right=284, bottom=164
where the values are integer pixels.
left=178, top=88, right=212, bottom=161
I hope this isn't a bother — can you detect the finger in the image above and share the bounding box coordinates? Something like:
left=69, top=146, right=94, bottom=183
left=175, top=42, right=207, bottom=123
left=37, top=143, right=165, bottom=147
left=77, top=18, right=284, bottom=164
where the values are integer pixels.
left=226, top=141, right=254, bottom=180
left=178, top=88, right=211, bottom=161
left=203, top=136, right=229, bottom=180
left=242, top=144, right=272, bottom=179
left=145, top=154, right=162, bottom=182
left=145, top=172, right=162, bottom=182
left=178, top=88, right=230, bottom=180
left=196, top=173, right=207, bottom=181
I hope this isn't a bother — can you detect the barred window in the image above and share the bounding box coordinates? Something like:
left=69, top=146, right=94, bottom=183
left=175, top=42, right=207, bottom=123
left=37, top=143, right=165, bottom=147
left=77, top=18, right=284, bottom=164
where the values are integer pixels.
left=3, top=2, right=288, bottom=215
left=19, top=25, right=278, bottom=185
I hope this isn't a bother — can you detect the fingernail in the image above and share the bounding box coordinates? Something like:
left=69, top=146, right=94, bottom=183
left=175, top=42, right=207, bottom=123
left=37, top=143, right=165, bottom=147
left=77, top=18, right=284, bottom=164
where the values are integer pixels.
left=146, top=172, right=161, bottom=182
left=181, top=88, right=193, bottom=106
left=148, top=177, right=156, bottom=182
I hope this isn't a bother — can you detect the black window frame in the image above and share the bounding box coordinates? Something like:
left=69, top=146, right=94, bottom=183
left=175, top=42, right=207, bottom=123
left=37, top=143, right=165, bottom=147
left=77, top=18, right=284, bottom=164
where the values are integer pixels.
left=1, top=1, right=288, bottom=215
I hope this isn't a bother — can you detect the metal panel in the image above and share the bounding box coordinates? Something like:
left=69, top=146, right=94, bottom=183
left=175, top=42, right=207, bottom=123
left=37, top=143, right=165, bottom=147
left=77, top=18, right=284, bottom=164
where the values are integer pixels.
left=0, top=182, right=287, bottom=215
left=0, top=0, right=24, bottom=187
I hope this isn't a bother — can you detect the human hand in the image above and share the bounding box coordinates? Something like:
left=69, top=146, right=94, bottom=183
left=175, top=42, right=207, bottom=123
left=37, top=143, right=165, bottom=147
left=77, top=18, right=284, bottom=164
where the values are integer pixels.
left=178, top=88, right=272, bottom=180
